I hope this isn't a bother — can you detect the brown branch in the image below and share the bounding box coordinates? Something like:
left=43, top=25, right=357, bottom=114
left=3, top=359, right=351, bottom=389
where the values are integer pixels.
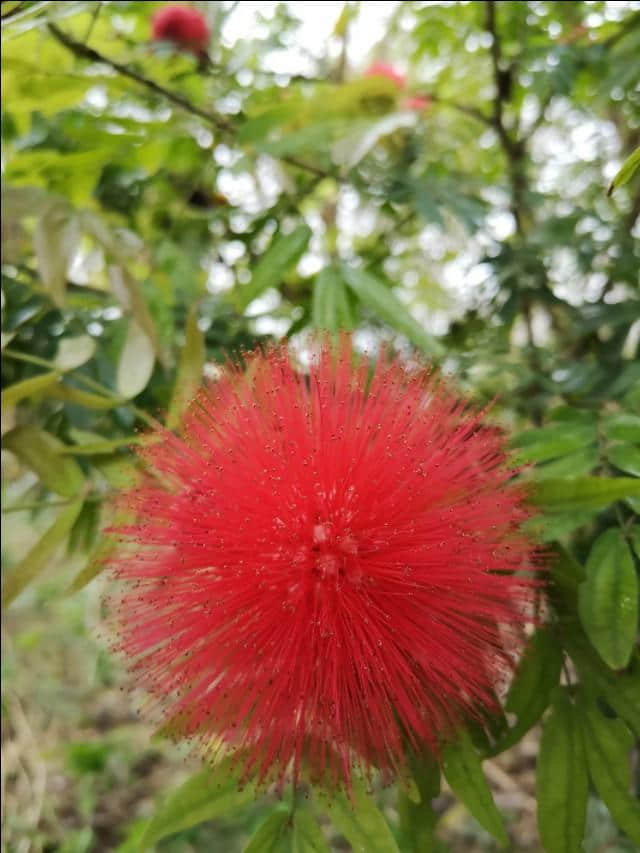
left=1, top=0, right=28, bottom=21
left=602, top=10, right=640, bottom=48
left=429, top=94, right=493, bottom=127
left=484, top=0, right=515, bottom=154
left=47, top=22, right=331, bottom=180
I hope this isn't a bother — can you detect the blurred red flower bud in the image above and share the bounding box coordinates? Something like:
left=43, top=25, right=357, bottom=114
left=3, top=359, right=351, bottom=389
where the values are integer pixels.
left=403, top=94, right=433, bottom=111
left=364, top=61, right=406, bottom=90
left=151, top=5, right=210, bottom=55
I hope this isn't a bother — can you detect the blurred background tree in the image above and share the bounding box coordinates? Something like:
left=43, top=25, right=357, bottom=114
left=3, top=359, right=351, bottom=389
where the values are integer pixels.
left=1, top=2, right=639, bottom=851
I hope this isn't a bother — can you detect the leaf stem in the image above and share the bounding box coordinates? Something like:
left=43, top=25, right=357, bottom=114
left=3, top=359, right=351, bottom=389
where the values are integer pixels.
left=3, top=348, right=156, bottom=426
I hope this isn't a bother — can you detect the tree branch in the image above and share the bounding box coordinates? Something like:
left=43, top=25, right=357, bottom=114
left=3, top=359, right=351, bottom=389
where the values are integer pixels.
left=47, top=22, right=331, bottom=180
left=429, top=94, right=493, bottom=128
left=484, top=1, right=527, bottom=233
left=1, top=0, right=29, bottom=22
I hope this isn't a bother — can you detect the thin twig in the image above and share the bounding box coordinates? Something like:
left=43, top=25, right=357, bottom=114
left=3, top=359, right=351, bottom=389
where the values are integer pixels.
left=0, top=1, right=28, bottom=22
left=429, top=94, right=493, bottom=127
left=3, top=347, right=157, bottom=426
left=46, top=22, right=331, bottom=180
left=82, top=0, right=101, bottom=44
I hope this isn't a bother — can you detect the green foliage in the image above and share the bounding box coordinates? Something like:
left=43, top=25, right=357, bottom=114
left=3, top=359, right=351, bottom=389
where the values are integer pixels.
left=609, top=146, right=640, bottom=195
left=442, top=729, right=508, bottom=847
left=137, top=756, right=257, bottom=848
left=536, top=688, right=589, bottom=853
left=2, top=0, right=639, bottom=850
left=578, top=528, right=638, bottom=668
left=318, top=777, right=401, bottom=853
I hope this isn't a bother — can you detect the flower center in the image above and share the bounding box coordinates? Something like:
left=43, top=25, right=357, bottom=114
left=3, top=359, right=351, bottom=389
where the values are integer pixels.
left=310, top=523, right=361, bottom=585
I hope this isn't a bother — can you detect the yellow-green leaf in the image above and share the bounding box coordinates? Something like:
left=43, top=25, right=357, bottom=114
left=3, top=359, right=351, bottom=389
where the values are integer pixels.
left=167, top=307, right=205, bottom=429
left=320, top=776, right=400, bottom=853
left=2, top=371, right=61, bottom=410
left=1, top=499, right=84, bottom=606
left=33, top=201, right=79, bottom=306
left=138, top=755, right=254, bottom=849
left=292, top=808, right=330, bottom=853
left=67, top=536, right=117, bottom=593
left=608, top=146, right=640, bottom=195
left=116, top=319, right=155, bottom=399
left=243, top=808, right=291, bottom=853
left=3, top=425, right=85, bottom=497
left=49, top=384, right=118, bottom=410
left=442, top=728, right=508, bottom=847
left=54, top=334, right=96, bottom=370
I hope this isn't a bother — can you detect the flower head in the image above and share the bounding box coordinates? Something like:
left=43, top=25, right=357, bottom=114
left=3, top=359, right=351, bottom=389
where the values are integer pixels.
left=109, top=338, right=539, bottom=789
left=151, top=5, right=209, bottom=55
left=403, top=94, right=433, bottom=112
left=364, top=61, right=406, bottom=90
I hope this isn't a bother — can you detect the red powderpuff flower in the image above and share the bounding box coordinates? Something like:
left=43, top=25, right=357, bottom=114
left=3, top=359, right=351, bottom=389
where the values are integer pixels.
left=151, top=5, right=210, bottom=55
left=403, top=94, right=433, bottom=112
left=108, top=338, right=539, bottom=789
left=364, top=61, right=406, bottom=90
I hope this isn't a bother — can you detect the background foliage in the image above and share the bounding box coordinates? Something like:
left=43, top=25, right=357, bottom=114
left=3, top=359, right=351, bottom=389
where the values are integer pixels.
left=2, top=1, right=639, bottom=851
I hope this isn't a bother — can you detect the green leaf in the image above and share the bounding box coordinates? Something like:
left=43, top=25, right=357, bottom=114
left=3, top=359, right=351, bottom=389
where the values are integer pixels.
left=33, top=201, right=78, bottom=306
left=67, top=536, right=116, bottom=593
left=442, top=728, right=508, bottom=847
left=60, top=436, right=141, bottom=455
left=398, top=752, right=440, bottom=853
left=510, top=423, right=597, bottom=465
left=68, top=499, right=100, bottom=554
left=579, top=704, right=640, bottom=844
left=1, top=499, right=84, bottom=606
left=332, top=113, right=417, bottom=169
left=342, top=266, right=444, bottom=357
left=167, top=307, right=205, bottom=429
left=629, top=524, right=640, bottom=558
left=320, top=776, right=400, bottom=853
left=493, top=627, right=564, bottom=753
left=3, top=425, right=85, bottom=497
left=534, top=448, right=599, bottom=479
left=536, top=688, right=588, bottom=853
left=116, top=319, right=155, bottom=399
left=568, top=635, right=640, bottom=737
left=54, top=335, right=96, bottom=371
left=526, top=510, right=598, bottom=543
left=243, top=808, right=291, bottom=853
left=578, top=528, right=638, bottom=669
left=107, top=264, right=164, bottom=364
left=607, top=443, right=640, bottom=477
left=602, top=412, right=640, bottom=442
left=138, top=756, right=255, bottom=848
left=1, top=371, right=61, bottom=409
left=237, top=225, right=312, bottom=312
left=549, top=544, right=586, bottom=593
left=312, top=267, right=354, bottom=333
left=48, top=384, right=118, bottom=410
left=292, top=808, right=330, bottom=853
left=608, top=146, right=640, bottom=195
left=94, top=457, right=140, bottom=490
left=530, top=476, right=640, bottom=512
